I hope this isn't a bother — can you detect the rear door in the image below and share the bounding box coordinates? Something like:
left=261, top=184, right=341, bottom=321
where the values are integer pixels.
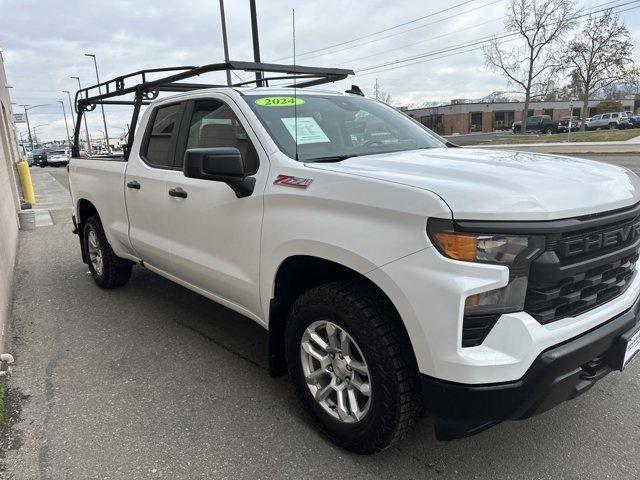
left=125, top=102, right=184, bottom=271
left=163, top=95, right=268, bottom=317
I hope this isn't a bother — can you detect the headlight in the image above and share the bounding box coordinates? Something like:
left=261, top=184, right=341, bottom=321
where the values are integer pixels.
left=428, top=219, right=545, bottom=315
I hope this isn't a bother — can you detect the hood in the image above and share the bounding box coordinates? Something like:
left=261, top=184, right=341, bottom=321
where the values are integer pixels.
left=306, top=148, right=640, bottom=221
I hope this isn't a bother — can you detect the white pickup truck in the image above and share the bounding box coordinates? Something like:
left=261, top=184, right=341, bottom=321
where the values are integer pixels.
left=68, top=62, right=640, bottom=453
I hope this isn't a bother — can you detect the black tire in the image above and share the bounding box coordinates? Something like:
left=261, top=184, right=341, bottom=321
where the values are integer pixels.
left=513, top=127, right=521, bottom=134
left=82, top=216, right=132, bottom=289
left=285, top=280, right=422, bottom=454
left=609, top=122, right=617, bottom=130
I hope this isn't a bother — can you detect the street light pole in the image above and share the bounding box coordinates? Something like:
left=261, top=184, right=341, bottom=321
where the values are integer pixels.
left=85, top=54, right=111, bottom=153
left=18, top=104, right=49, bottom=148
left=249, top=0, right=264, bottom=87
left=70, top=76, right=92, bottom=153
left=219, top=0, right=232, bottom=86
left=62, top=90, right=74, bottom=117
left=62, top=90, right=76, bottom=148
left=58, top=100, right=71, bottom=147
left=32, top=123, right=50, bottom=145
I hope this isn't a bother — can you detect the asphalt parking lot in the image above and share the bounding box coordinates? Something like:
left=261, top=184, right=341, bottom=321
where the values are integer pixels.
left=1, top=162, right=640, bottom=479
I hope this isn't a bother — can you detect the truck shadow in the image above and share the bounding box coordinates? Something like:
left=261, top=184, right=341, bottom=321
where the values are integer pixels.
left=115, top=265, right=637, bottom=477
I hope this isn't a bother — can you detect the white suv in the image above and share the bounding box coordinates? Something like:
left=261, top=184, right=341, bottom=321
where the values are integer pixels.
left=586, top=111, right=632, bottom=130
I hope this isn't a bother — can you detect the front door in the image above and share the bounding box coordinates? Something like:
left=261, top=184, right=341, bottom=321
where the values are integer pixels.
left=164, top=96, right=267, bottom=317
left=125, top=102, right=184, bottom=271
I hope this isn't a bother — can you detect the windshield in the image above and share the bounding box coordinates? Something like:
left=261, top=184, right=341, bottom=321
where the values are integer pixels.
left=244, top=94, right=445, bottom=161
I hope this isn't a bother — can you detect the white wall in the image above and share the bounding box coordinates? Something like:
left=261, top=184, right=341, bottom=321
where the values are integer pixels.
left=0, top=50, right=21, bottom=351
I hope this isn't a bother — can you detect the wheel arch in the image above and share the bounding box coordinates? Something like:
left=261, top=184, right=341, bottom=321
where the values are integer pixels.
left=75, top=198, right=101, bottom=264
left=266, top=255, right=417, bottom=378
left=77, top=198, right=100, bottom=224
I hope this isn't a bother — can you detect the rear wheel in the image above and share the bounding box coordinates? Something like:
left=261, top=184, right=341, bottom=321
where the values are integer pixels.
left=83, top=216, right=132, bottom=288
left=286, top=280, right=422, bottom=454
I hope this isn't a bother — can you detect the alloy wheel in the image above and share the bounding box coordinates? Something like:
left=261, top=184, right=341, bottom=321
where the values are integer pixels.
left=300, top=320, right=372, bottom=423
left=87, top=229, right=104, bottom=276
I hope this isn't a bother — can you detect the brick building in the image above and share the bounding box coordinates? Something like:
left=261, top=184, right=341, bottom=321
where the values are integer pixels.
left=404, top=98, right=639, bottom=135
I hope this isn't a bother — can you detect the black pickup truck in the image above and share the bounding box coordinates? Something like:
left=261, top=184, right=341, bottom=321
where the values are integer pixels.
left=512, top=115, right=557, bottom=134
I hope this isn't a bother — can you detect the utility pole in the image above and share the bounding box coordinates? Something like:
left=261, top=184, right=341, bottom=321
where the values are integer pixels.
left=85, top=54, right=111, bottom=153
left=19, top=105, right=33, bottom=147
left=374, top=79, right=379, bottom=100
left=219, top=0, right=232, bottom=86
left=58, top=100, right=71, bottom=147
left=70, top=76, right=92, bottom=153
left=249, top=0, right=264, bottom=87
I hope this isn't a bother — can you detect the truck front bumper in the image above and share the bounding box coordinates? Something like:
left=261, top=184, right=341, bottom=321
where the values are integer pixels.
left=423, top=294, right=640, bottom=439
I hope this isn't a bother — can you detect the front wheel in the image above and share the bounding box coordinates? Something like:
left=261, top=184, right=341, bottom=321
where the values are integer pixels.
left=286, top=281, right=422, bottom=454
left=83, top=216, right=132, bottom=288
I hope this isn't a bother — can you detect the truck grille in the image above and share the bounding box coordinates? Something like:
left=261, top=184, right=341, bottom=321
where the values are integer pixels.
left=525, top=204, right=640, bottom=325
left=525, top=252, right=638, bottom=324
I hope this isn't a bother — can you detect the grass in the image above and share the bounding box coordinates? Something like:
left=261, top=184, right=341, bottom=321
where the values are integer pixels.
left=452, top=128, right=640, bottom=146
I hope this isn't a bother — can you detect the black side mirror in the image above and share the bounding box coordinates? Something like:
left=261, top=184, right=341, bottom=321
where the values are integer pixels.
left=183, top=147, right=256, bottom=198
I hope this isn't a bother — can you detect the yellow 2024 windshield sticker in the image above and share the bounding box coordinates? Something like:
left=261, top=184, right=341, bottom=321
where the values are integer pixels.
left=255, top=97, right=305, bottom=107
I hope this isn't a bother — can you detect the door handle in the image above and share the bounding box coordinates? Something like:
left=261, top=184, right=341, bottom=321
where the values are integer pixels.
left=168, top=187, right=188, bottom=198
left=126, top=180, right=141, bottom=190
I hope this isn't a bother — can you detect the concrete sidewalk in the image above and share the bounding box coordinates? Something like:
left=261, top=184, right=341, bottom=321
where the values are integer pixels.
left=470, top=134, right=640, bottom=154
left=2, top=168, right=640, bottom=479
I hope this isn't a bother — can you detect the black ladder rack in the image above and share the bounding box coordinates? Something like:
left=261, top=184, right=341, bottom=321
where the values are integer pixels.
left=71, top=60, right=354, bottom=158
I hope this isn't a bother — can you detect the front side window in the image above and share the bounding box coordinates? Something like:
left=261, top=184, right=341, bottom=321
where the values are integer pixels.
left=181, top=100, right=258, bottom=174
left=144, top=104, right=181, bottom=167
left=244, top=94, right=444, bottom=162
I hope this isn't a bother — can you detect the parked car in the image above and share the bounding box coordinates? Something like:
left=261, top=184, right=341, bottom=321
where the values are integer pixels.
left=68, top=62, right=640, bottom=453
left=512, top=115, right=556, bottom=134
left=32, top=149, right=48, bottom=167
left=586, top=112, right=632, bottom=130
left=46, top=149, right=70, bottom=167
left=556, top=116, right=581, bottom=133
left=629, top=115, right=640, bottom=128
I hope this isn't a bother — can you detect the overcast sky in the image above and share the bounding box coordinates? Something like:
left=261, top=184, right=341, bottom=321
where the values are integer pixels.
left=1, top=0, right=639, bottom=142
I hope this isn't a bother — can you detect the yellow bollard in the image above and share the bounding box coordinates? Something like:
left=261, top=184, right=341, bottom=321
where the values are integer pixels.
left=16, top=161, right=36, bottom=205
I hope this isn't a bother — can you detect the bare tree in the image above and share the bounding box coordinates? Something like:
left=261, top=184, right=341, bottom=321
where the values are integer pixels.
left=378, top=91, right=393, bottom=105
left=373, top=79, right=393, bottom=105
left=565, top=10, right=635, bottom=130
left=483, top=0, right=576, bottom=133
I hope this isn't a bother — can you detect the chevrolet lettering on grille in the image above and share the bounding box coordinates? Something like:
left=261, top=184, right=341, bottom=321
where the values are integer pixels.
left=561, top=220, right=640, bottom=257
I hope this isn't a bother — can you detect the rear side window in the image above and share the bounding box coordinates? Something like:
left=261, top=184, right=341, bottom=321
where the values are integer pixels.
left=602, top=114, right=610, bottom=119
left=144, top=104, right=181, bottom=168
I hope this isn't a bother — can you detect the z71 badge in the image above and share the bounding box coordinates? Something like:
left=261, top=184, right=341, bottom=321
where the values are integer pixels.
left=273, top=175, right=313, bottom=188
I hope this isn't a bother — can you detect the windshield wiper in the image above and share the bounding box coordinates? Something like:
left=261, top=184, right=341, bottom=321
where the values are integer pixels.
left=304, top=154, right=359, bottom=163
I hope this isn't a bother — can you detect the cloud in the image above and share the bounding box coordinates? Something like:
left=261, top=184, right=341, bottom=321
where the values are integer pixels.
left=1, top=0, right=638, bottom=141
